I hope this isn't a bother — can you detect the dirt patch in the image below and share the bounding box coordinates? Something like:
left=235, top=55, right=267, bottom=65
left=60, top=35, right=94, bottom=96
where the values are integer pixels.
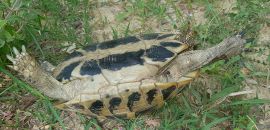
left=215, top=0, right=238, bottom=14
left=241, top=24, right=270, bottom=130
left=258, top=24, right=270, bottom=45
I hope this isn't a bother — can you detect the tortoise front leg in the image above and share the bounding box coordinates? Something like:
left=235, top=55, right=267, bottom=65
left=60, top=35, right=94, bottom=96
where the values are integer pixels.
left=6, top=46, right=71, bottom=101
left=40, top=61, right=56, bottom=74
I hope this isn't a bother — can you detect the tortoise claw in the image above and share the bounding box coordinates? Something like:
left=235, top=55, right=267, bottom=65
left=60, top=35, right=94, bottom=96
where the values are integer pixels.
left=13, top=47, right=20, bottom=56
left=22, top=45, right=26, bottom=53
left=7, top=45, right=34, bottom=78
left=6, top=54, right=16, bottom=64
left=7, top=65, right=14, bottom=69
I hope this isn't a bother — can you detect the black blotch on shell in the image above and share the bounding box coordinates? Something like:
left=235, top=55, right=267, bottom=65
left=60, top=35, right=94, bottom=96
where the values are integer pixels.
left=160, top=41, right=181, bottom=48
left=161, top=85, right=176, bottom=100
left=109, top=97, right=122, bottom=113
left=83, top=44, right=97, bottom=52
left=98, top=36, right=140, bottom=50
left=127, top=92, right=141, bottom=111
left=71, top=103, right=85, bottom=109
left=141, top=33, right=160, bottom=40
left=65, top=51, right=83, bottom=61
left=146, top=89, right=157, bottom=104
left=99, top=49, right=144, bottom=71
left=89, top=100, right=104, bottom=115
left=157, top=34, right=175, bottom=40
left=80, top=60, right=102, bottom=76
left=56, top=61, right=80, bottom=81
left=146, top=45, right=174, bottom=62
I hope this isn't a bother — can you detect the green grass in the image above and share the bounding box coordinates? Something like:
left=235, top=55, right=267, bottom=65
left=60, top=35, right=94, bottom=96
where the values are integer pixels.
left=1, top=0, right=270, bottom=129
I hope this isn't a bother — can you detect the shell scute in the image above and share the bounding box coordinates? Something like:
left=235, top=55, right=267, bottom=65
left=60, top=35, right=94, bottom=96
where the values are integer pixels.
left=98, top=49, right=144, bottom=71
left=161, top=85, right=177, bottom=100
left=65, top=51, right=83, bottom=60
left=139, top=81, right=163, bottom=108
left=89, top=100, right=104, bottom=115
left=56, top=61, right=80, bottom=81
left=98, top=36, right=141, bottom=50
left=157, top=33, right=175, bottom=40
left=146, top=89, right=158, bottom=104
left=145, top=45, right=175, bottom=62
left=140, top=33, right=160, bottom=40
left=108, top=97, right=122, bottom=113
left=99, top=86, right=128, bottom=116
left=80, top=60, right=101, bottom=76
left=83, top=44, right=97, bottom=52
left=160, top=41, right=181, bottom=47
left=118, top=82, right=148, bottom=112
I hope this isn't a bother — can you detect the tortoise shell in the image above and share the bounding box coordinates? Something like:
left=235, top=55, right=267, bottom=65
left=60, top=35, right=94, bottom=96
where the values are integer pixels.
left=52, top=33, right=198, bottom=118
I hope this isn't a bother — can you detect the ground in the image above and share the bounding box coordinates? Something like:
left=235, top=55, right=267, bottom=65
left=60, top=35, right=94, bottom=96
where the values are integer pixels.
left=0, top=0, right=269, bottom=130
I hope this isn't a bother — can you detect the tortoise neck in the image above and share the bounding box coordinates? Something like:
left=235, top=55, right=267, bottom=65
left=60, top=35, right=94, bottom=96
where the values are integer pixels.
left=157, top=36, right=245, bottom=82
left=22, top=61, right=71, bottom=101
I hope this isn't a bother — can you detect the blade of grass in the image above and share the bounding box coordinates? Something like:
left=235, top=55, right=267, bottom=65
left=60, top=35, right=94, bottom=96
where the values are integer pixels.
left=226, top=99, right=270, bottom=106
left=0, top=66, right=45, bottom=99
left=0, top=67, right=66, bottom=129
left=209, top=86, right=238, bottom=103
left=82, top=0, right=92, bottom=44
left=111, top=27, right=119, bottom=39
left=25, top=27, right=44, bottom=59
left=181, top=95, right=192, bottom=110
left=44, top=100, right=66, bottom=130
left=202, top=116, right=230, bottom=130
left=124, top=22, right=130, bottom=37
left=0, top=83, right=15, bottom=96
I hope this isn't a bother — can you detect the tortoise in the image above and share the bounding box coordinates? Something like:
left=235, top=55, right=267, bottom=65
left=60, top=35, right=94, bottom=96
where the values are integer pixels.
left=6, top=33, right=245, bottom=125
